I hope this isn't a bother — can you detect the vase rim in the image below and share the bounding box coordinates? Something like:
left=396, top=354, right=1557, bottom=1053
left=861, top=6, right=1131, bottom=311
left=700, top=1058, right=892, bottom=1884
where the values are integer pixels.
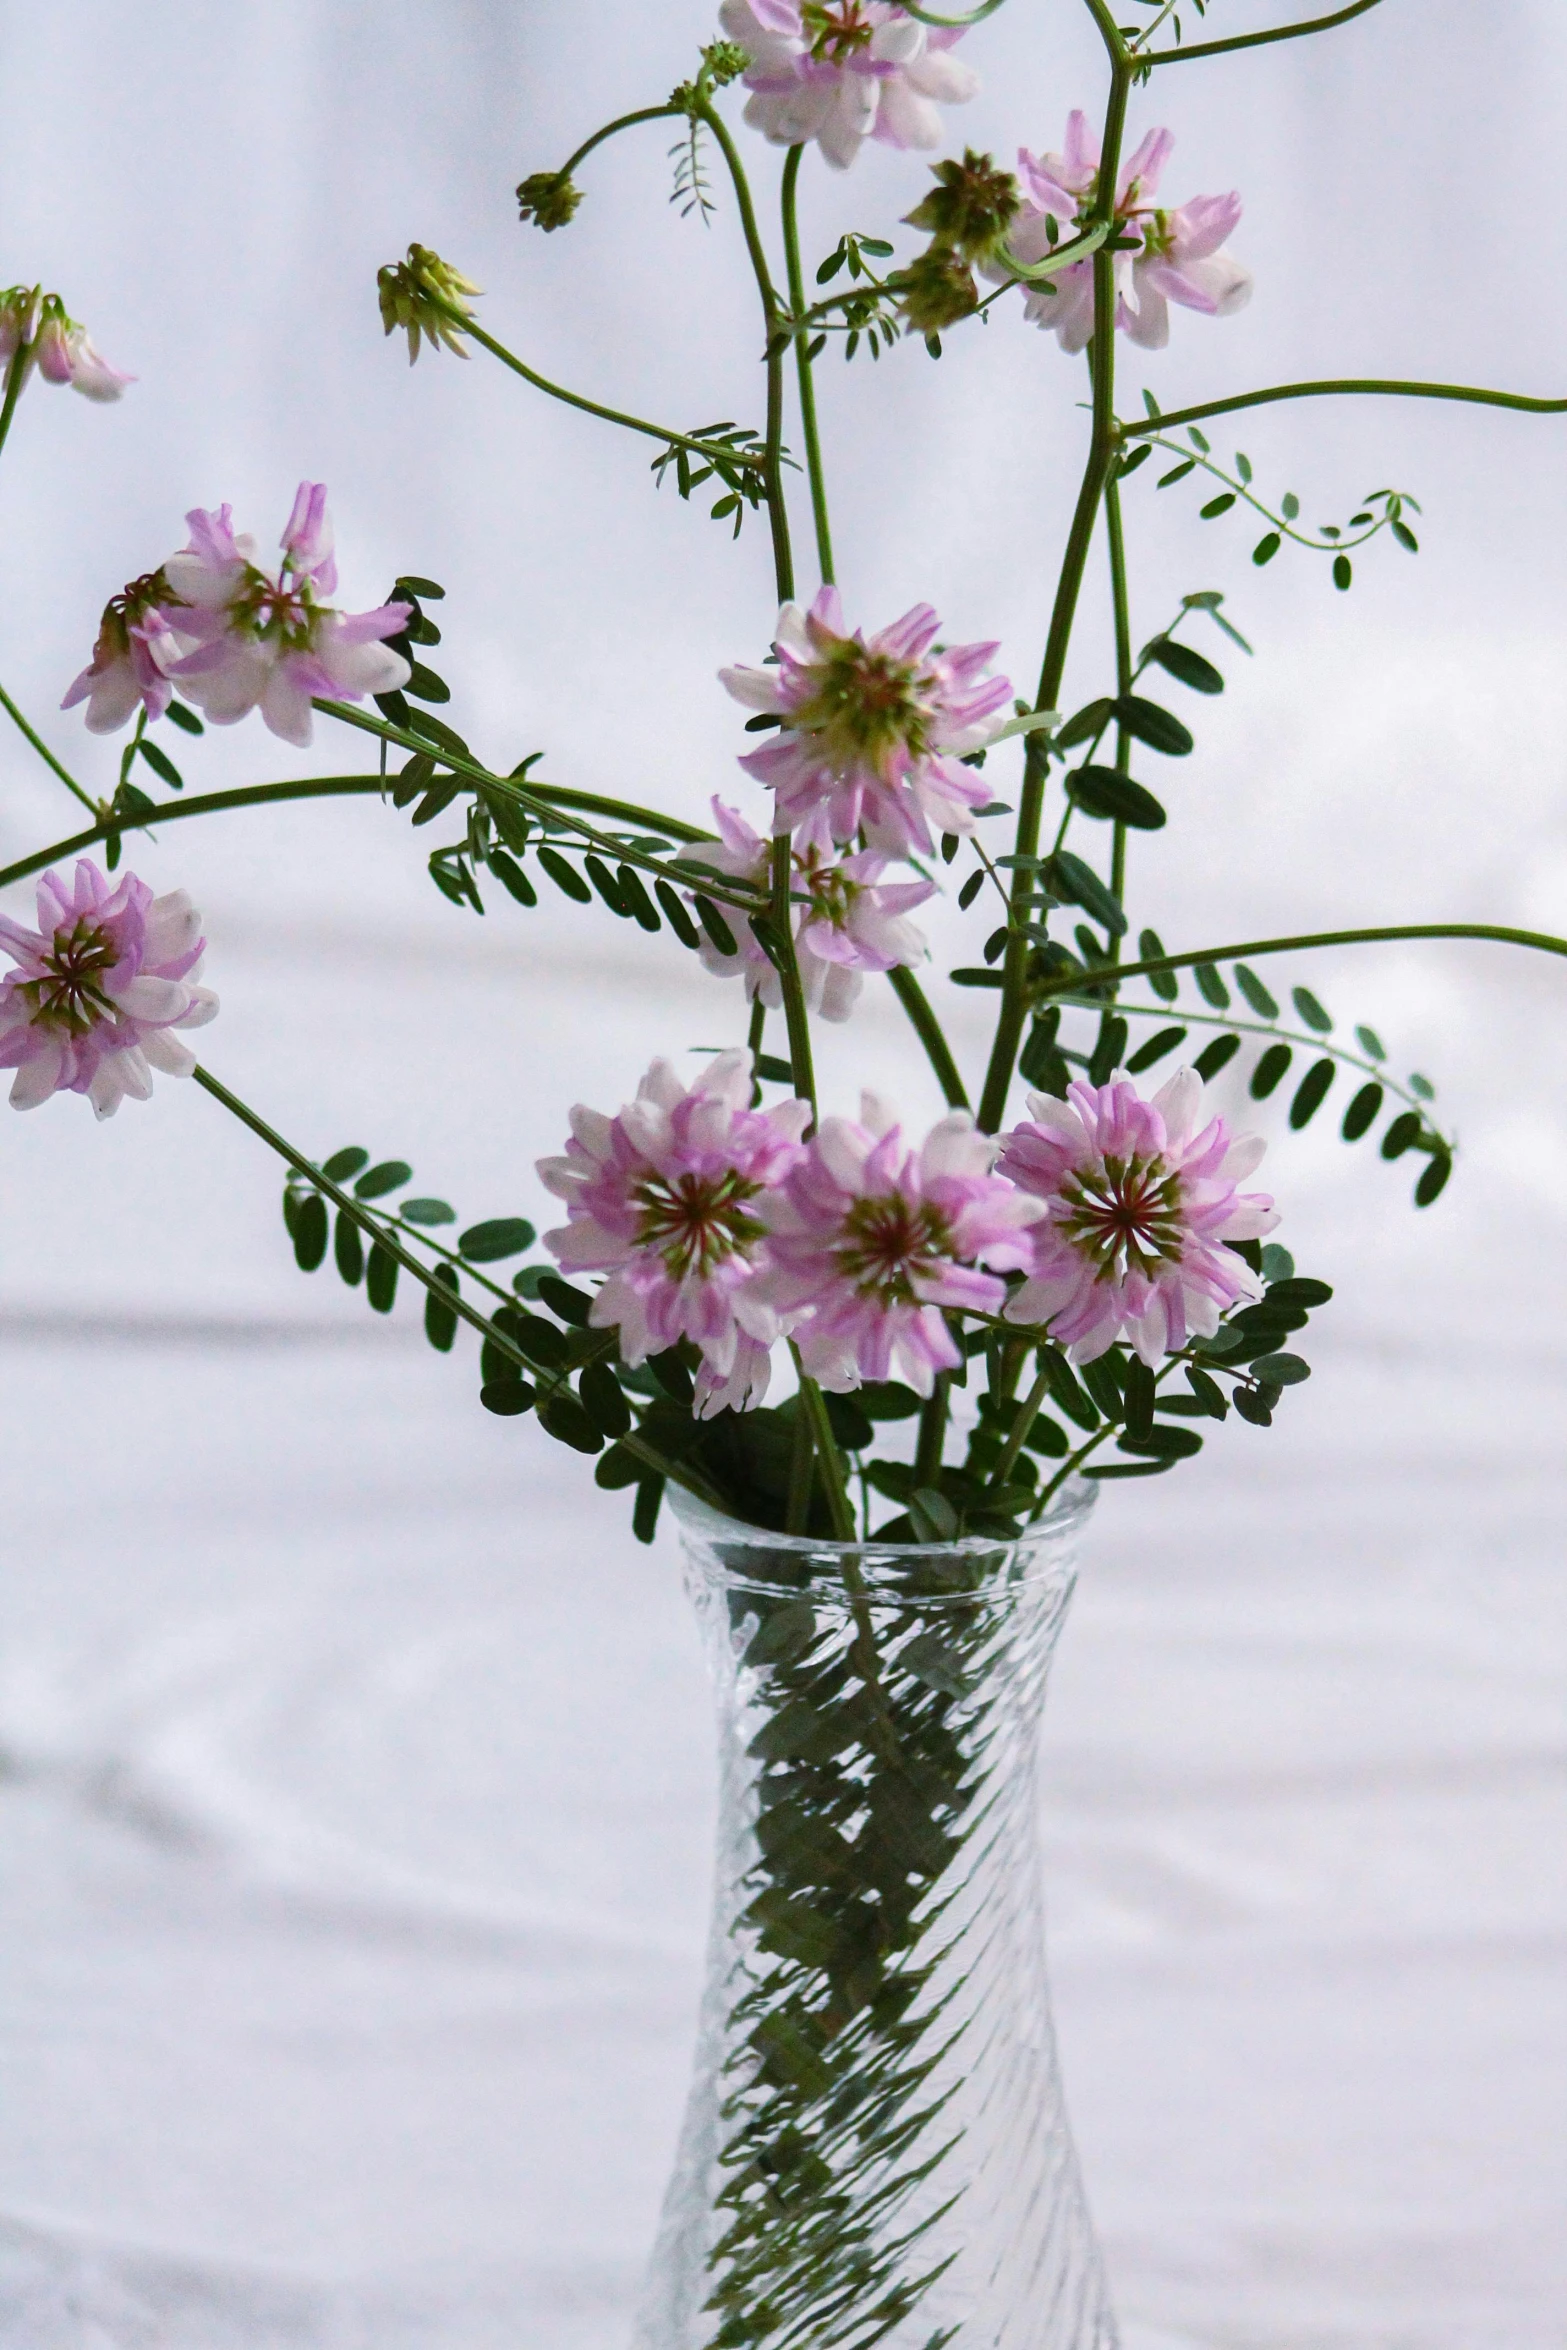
left=669, top=1474, right=1096, bottom=1572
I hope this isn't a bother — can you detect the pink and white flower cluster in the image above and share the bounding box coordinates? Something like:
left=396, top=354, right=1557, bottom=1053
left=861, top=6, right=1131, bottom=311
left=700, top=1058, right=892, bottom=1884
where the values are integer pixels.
left=718, top=1, right=978, bottom=171
left=0, top=860, right=217, bottom=1118
left=542, top=1056, right=1275, bottom=1411
left=539, top=1051, right=811, bottom=1417
left=695, top=798, right=935, bottom=1023
left=720, top=586, right=1011, bottom=856
left=999, top=1070, right=1277, bottom=1362
left=756, top=1097, right=1043, bottom=1393
left=62, top=485, right=412, bottom=749
left=0, top=287, right=131, bottom=402
left=997, top=113, right=1251, bottom=353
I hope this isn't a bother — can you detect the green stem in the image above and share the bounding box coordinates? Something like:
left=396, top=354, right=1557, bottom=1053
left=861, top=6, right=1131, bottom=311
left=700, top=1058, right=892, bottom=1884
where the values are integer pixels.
left=798, top=1371, right=856, bottom=1540
left=1033, top=922, right=1567, bottom=997
left=0, top=682, right=98, bottom=816
left=786, top=1398, right=816, bottom=1534
left=990, top=1361, right=1053, bottom=1490
left=515, top=781, right=707, bottom=842
left=557, top=102, right=682, bottom=182
left=1081, top=0, right=1129, bottom=61
left=191, top=1065, right=727, bottom=1512
left=770, top=833, right=819, bottom=1123
left=1103, top=469, right=1132, bottom=919
left=978, top=61, right=1130, bottom=1134
left=430, top=297, right=768, bottom=472
left=0, top=339, right=31, bottom=466
left=781, top=144, right=835, bottom=586
left=887, top=965, right=969, bottom=1110
left=912, top=1374, right=950, bottom=1489
left=698, top=99, right=797, bottom=603
left=0, top=775, right=386, bottom=894
left=1122, top=377, right=1567, bottom=440
left=1148, top=0, right=1385, bottom=64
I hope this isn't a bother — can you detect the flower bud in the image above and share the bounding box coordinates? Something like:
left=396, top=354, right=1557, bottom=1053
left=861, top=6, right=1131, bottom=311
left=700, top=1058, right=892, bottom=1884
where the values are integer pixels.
left=898, top=246, right=980, bottom=335
left=903, top=150, right=1021, bottom=267
left=376, top=245, right=482, bottom=364
left=516, top=171, right=584, bottom=233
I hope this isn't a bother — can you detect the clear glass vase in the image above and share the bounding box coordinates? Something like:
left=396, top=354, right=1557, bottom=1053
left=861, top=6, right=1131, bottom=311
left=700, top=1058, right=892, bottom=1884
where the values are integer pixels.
left=633, top=1480, right=1117, bottom=2350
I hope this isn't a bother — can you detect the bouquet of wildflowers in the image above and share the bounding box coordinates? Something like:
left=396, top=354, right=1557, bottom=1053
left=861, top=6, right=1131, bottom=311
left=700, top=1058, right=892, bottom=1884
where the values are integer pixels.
left=5, top=0, right=1558, bottom=1541
left=8, top=4, right=1566, bottom=2340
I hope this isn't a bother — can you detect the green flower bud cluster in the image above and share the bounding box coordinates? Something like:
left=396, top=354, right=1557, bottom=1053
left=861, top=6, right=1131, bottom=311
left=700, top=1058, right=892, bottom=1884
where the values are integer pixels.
left=516, top=170, right=584, bottom=233
left=377, top=245, right=483, bottom=364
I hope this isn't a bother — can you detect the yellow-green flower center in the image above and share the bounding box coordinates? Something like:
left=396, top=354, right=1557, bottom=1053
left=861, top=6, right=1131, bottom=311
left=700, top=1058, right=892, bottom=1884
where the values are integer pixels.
left=835, top=1192, right=951, bottom=1304
left=634, top=1169, right=763, bottom=1280
left=20, top=917, right=119, bottom=1036
left=1059, top=1151, right=1184, bottom=1282
left=793, top=641, right=931, bottom=774
left=802, top=2, right=878, bottom=63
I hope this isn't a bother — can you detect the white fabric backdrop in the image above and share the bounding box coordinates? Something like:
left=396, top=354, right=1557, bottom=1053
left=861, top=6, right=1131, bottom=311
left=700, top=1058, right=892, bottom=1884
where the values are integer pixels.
left=0, top=3, right=1564, bottom=2343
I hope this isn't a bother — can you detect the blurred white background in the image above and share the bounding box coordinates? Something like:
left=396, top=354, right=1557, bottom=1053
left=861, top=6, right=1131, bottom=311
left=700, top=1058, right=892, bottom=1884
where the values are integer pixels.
left=0, top=3, right=1563, bottom=2344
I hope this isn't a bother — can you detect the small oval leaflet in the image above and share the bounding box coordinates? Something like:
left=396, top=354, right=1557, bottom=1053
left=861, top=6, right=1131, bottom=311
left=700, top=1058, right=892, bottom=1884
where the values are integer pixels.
left=1067, top=766, right=1167, bottom=829
left=292, top=1192, right=329, bottom=1273
left=1126, top=1024, right=1187, bottom=1073
left=323, top=1146, right=370, bottom=1182
left=334, top=1210, right=364, bottom=1287
left=1415, top=1153, right=1453, bottom=1207
left=1248, top=1352, right=1311, bottom=1386
left=1250, top=1041, right=1292, bottom=1099
left=1289, top=1057, right=1336, bottom=1129
left=1111, top=696, right=1194, bottom=757
left=1342, top=1082, right=1383, bottom=1141
left=366, top=1244, right=399, bottom=1315
left=355, top=1159, right=414, bottom=1201
left=459, top=1217, right=537, bottom=1262
left=400, top=1197, right=456, bottom=1225
left=1233, top=964, right=1279, bottom=1019
left=1193, top=1033, right=1240, bottom=1081
left=481, top=1379, right=536, bottom=1417
left=1145, top=638, right=1223, bottom=695
left=1263, top=1275, right=1332, bottom=1310
left=1291, top=985, right=1333, bottom=1034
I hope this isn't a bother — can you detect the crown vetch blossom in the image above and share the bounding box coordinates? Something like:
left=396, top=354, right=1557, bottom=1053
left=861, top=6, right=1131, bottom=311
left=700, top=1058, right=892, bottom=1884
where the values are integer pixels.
left=695, top=799, right=935, bottom=1024
left=0, top=860, right=217, bottom=1118
left=995, top=113, right=1251, bottom=354
left=753, top=1100, right=1044, bottom=1394
left=152, top=485, right=411, bottom=748
left=721, top=587, right=1011, bottom=855
left=998, top=1069, right=1278, bottom=1364
left=61, top=568, right=187, bottom=734
left=538, top=1051, right=811, bottom=1418
left=718, top=1, right=977, bottom=172
left=1, top=287, right=132, bottom=402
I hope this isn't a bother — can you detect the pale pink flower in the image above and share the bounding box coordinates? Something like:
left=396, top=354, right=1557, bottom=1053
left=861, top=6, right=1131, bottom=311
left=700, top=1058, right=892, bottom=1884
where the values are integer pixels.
left=1, top=287, right=132, bottom=401
left=718, top=1, right=978, bottom=172
left=156, top=486, right=410, bottom=748
left=994, top=112, right=1251, bottom=354
left=999, top=1069, right=1277, bottom=1365
left=538, top=1050, right=811, bottom=1418
left=0, top=860, right=217, bottom=1118
left=694, top=798, right=934, bottom=1024
left=61, top=569, right=185, bottom=734
left=753, top=1099, right=1044, bottom=1395
left=721, top=586, right=1010, bottom=855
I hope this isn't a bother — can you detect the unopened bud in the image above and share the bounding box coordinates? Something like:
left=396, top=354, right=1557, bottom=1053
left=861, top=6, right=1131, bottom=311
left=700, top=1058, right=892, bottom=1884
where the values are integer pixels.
left=516, top=170, right=584, bottom=233
left=903, top=150, right=1022, bottom=267
left=898, top=247, right=980, bottom=334
left=377, top=245, right=482, bottom=365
